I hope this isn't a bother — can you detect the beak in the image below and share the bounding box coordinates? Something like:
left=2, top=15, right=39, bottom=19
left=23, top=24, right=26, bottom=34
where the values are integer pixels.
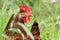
left=31, top=14, right=33, bottom=16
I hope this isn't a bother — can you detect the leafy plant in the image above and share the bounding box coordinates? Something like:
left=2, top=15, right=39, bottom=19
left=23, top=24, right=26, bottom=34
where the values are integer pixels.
left=0, top=0, right=60, bottom=40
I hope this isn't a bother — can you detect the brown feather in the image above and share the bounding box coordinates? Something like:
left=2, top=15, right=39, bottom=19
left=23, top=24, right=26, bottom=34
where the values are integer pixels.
left=31, top=21, right=41, bottom=40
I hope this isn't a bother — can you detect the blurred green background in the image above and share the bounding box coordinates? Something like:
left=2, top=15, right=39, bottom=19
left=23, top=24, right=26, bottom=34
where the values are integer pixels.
left=0, top=0, right=60, bottom=40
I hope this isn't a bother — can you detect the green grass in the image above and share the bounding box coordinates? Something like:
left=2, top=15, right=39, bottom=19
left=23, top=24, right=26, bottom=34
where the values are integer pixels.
left=0, top=0, right=60, bottom=40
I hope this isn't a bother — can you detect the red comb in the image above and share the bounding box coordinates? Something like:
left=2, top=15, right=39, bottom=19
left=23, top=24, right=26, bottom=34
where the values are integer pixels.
left=19, top=5, right=32, bottom=14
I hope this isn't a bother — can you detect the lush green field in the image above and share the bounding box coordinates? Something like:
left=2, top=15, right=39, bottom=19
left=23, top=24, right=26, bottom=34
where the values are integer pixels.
left=0, top=0, right=60, bottom=40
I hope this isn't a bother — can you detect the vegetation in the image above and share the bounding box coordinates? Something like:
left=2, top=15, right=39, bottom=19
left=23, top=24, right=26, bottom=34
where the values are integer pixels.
left=0, top=0, right=60, bottom=40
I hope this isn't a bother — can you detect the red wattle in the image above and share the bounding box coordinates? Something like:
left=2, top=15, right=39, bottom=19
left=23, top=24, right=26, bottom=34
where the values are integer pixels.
left=22, top=17, right=30, bottom=23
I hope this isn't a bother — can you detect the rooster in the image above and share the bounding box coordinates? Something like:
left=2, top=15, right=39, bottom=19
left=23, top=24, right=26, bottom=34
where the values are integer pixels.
left=3, top=5, right=41, bottom=40
left=4, top=5, right=32, bottom=40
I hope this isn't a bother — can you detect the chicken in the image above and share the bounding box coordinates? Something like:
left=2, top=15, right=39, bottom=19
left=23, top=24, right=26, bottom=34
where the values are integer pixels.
left=3, top=5, right=41, bottom=40
left=4, top=5, right=32, bottom=40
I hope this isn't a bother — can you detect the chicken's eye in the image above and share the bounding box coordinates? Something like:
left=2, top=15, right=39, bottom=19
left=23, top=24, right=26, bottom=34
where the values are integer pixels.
left=20, top=10, right=26, bottom=13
